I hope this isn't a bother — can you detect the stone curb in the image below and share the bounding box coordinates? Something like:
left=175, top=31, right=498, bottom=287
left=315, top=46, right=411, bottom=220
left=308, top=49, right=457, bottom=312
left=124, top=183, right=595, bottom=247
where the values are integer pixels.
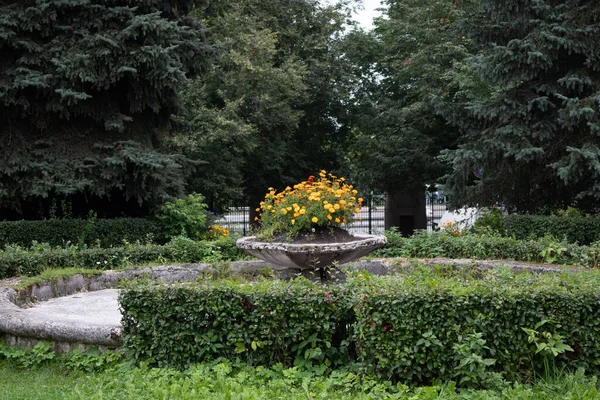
left=0, top=258, right=566, bottom=350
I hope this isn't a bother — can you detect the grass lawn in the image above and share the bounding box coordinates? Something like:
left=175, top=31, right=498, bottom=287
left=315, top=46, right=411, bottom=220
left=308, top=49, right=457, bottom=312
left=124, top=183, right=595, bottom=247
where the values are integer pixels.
left=2, top=360, right=600, bottom=400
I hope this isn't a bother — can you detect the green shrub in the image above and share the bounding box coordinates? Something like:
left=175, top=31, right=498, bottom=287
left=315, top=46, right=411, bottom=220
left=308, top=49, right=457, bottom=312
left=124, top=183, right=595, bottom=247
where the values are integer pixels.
left=155, top=193, right=211, bottom=240
left=372, top=230, right=596, bottom=266
left=0, top=218, right=162, bottom=248
left=119, top=271, right=600, bottom=384
left=352, top=270, right=600, bottom=384
left=120, top=280, right=353, bottom=369
left=0, top=236, right=246, bottom=279
left=505, top=214, right=600, bottom=245
left=472, top=207, right=505, bottom=235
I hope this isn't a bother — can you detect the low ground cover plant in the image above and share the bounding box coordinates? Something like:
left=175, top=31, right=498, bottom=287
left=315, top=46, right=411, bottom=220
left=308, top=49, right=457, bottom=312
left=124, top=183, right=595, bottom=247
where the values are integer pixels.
left=2, top=345, right=600, bottom=399
left=0, top=236, right=245, bottom=279
left=120, top=268, right=600, bottom=385
left=374, top=229, right=600, bottom=267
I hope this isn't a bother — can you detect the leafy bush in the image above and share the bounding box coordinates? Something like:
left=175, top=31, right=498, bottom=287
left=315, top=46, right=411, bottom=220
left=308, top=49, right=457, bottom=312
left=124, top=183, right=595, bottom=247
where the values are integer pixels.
left=352, top=270, right=600, bottom=384
left=505, top=214, right=600, bottom=245
left=120, top=270, right=600, bottom=385
left=155, top=193, right=211, bottom=240
left=372, top=230, right=598, bottom=266
left=0, top=217, right=162, bottom=248
left=0, top=236, right=246, bottom=279
left=472, top=207, right=505, bottom=235
left=120, top=280, right=353, bottom=369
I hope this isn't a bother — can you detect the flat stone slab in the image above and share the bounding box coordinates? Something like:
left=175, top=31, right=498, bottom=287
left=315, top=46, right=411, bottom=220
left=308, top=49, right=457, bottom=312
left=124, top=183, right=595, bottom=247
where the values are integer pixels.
left=0, top=288, right=122, bottom=347
left=23, top=290, right=121, bottom=327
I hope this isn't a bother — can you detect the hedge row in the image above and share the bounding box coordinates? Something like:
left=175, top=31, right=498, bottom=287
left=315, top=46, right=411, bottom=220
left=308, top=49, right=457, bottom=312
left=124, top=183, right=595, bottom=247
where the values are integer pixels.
left=0, top=218, right=162, bottom=248
left=504, top=214, right=600, bottom=245
left=0, top=236, right=245, bottom=279
left=373, top=230, right=600, bottom=267
left=121, top=280, right=353, bottom=369
left=120, top=270, right=600, bottom=384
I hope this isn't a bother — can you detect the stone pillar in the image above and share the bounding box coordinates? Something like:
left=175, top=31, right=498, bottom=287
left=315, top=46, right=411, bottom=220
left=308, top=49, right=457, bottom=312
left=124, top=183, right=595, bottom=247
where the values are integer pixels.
left=384, top=189, right=426, bottom=237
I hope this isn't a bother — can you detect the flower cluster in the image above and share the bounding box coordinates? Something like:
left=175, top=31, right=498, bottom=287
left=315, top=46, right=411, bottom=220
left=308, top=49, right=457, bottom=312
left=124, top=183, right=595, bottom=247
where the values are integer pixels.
left=204, top=225, right=230, bottom=240
left=440, top=221, right=465, bottom=236
left=256, top=170, right=363, bottom=238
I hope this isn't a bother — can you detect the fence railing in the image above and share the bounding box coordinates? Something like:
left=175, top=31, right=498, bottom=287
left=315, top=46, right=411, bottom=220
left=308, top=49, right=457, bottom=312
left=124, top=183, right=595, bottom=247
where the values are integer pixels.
left=215, top=193, right=447, bottom=235
left=215, top=195, right=387, bottom=235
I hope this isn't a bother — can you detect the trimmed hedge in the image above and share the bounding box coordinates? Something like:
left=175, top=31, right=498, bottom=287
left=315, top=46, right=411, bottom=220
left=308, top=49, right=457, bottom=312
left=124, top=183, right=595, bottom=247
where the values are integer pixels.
left=0, top=236, right=245, bottom=279
left=353, top=271, right=600, bottom=383
left=373, top=230, right=600, bottom=267
left=119, top=271, right=600, bottom=384
left=505, top=214, right=600, bottom=245
left=120, top=280, right=353, bottom=368
left=0, top=218, right=162, bottom=248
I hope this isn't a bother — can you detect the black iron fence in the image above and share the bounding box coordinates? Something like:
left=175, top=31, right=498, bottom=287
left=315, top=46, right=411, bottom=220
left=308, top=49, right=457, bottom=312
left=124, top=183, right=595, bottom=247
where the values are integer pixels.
left=426, top=190, right=448, bottom=231
left=215, top=193, right=447, bottom=235
left=215, top=194, right=386, bottom=235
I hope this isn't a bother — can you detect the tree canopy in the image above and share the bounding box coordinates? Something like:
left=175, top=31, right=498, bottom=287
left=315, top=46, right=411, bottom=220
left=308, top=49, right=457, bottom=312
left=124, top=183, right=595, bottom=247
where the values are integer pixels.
left=172, top=0, right=356, bottom=211
left=0, top=0, right=211, bottom=217
left=442, top=0, right=600, bottom=212
left=346, top=0, right=482, bottom=194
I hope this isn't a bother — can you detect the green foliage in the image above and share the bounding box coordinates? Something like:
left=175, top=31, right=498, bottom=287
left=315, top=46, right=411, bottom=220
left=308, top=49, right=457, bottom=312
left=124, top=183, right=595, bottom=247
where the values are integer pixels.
left=3, top=359, right=600, bottom=400
left=352, top=270, right=600, bottom=384
left=472, top=207, right=506, bottom=236
left=373, top=230, right=593, bottom=265
left=442, top=0, right=600, bottom=212
left=155, top=193, right=210, bottom=240
left=452, top=333, right=504, bottom=389
left=120, top=279, right=353, bottom=369
left=0, top=236, right=246, bottom=279
left=120, top=270, right=600, bottom=385
left=347, top=0, right=483, bottom=193
left=505, top=214, right=600, bottom=245
left=0, top=342, right=120, bottom=372
left=0, top=0, right=212, bottom=216
left=173, top=0, right=356, bottom=210
left=0, top=217, right=161, bottom=248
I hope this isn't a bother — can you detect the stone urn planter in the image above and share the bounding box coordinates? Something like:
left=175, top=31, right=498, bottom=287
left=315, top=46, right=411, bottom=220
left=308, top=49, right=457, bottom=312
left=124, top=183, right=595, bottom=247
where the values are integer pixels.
left=236, top=233, right=387, bottom=281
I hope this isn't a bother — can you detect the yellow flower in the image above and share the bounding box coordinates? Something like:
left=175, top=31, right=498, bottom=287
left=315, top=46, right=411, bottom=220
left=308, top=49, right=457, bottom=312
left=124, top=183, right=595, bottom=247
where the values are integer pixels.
left=299, top=209, right=306, bottom=215
left=312, top=217, right=318, bottom=223
left=334, top=204, right=340, bottom=210
left=327, top=215, right=332, bottom=220
left=281, top=209, right=288, bottom=215
left=335, top=218, right=341, bottom=223
left=291, top=219, right=295, bottom=225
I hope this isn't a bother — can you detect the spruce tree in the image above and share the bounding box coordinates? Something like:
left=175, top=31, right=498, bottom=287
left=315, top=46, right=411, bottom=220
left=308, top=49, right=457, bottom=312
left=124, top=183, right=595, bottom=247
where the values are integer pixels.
left=443, top=0, right=600, bottom=212
left=0, top=0, right=211, bottom=217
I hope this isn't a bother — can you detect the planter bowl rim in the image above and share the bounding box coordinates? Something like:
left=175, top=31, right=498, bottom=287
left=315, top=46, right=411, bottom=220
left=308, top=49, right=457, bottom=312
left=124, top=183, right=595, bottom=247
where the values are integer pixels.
left=236, top=233, right=387, bottom=254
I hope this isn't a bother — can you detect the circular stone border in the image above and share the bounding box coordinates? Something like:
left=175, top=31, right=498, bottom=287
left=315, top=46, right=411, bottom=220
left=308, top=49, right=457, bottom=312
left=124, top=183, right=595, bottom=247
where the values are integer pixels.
left=0, top=257, right=569, bottom=352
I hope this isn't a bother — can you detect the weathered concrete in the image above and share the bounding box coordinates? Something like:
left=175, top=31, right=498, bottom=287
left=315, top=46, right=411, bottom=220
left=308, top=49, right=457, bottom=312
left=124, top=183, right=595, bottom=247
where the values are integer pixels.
left=236, top=234, right=387, bottom=270
left=0, top=290, right=121, bottom=349
left=0, top=257, right=569, bottom=352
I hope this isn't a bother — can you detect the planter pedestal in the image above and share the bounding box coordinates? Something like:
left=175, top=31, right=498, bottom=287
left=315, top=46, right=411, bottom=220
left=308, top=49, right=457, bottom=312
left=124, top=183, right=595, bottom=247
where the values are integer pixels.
left=236, top=234, right=387, bottom=282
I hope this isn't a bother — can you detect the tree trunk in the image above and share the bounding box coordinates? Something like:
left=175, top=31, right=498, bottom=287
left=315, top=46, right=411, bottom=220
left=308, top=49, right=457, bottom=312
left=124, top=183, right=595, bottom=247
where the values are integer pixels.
left=384, top=188, right=426, bottom=237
